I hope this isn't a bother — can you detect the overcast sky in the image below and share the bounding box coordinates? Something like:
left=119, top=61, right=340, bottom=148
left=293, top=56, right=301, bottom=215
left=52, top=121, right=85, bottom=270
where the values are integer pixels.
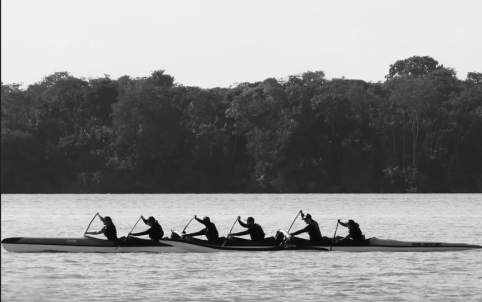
left=2, top=0, right=481, bottom=88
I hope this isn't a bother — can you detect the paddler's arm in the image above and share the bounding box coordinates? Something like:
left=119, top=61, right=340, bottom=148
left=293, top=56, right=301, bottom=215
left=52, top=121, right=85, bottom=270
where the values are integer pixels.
left=141, top=216, right=148, bottom=225
left=290, top=226, right=309, bottom=236
left=130, top=229, right=150, bottom=237
left=230, top=230, right=250, bottom=237
left=237, top=217, right=248, bottom=228
left=338, top=220, right=348, bottom=227
left=336, top=234, right=352, bottom=242
left=194, top=216, right=206, bottom=226
left=183, top=230, right=204, bottom=237
left=98, top=214, right=105, bottom=223
left=85, top=231, right=99, bottom=235
left=86, top=228, right=104, bottom=235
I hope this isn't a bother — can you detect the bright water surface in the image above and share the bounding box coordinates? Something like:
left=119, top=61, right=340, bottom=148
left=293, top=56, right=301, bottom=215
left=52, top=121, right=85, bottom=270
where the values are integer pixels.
left=1, top=194, right=482, bottom=301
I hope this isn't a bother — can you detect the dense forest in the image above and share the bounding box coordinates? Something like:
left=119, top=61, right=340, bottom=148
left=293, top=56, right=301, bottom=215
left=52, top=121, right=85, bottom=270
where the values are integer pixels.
left=2, top=56, right=482, bottom=193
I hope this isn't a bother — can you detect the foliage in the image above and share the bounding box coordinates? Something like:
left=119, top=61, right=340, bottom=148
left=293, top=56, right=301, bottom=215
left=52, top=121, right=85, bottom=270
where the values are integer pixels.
left=2, top=58, right=481, bottom=193
left=1, top=130, right=70, bottom=192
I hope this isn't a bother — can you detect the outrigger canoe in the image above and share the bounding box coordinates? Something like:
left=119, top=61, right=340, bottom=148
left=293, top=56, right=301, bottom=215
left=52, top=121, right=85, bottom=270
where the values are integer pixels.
left=0, top=234, right=326, bottom=253
left=2, top=230, right=481, bottom=253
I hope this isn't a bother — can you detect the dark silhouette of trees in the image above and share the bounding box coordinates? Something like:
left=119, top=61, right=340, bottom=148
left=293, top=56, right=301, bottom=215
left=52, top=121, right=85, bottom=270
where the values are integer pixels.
left=2, top=57, right=481, bottom=193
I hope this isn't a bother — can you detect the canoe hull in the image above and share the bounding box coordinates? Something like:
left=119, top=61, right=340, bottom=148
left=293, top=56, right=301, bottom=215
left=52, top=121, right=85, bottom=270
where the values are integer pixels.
left=326, top=237, right=482, bottom=252
left=2, top=236, right=481, bottom=253
left=0, top=238, right=326, bottom=253
left=1, top=236, right=186, bottom=253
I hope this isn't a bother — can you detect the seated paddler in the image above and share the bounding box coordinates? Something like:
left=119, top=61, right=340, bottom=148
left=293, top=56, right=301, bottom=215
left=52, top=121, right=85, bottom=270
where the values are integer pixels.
left=129, top=216, right=164, bottom=242
left=182, top=215, right=219, bottom=242
left=289, top=212, right=322, bottom=243
left=336, top=219, right=364, bottom=243
left=85, top=214, right=118, bottom=241
left=228, top=216, right=266, bottom=241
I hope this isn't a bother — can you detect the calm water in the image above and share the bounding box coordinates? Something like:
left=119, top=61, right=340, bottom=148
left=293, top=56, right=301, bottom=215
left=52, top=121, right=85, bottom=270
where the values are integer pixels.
left=1, top=194, right=482, bottom=301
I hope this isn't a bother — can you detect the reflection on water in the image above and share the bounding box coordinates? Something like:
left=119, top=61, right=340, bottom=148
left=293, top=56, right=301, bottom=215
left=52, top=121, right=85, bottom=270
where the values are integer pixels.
left=1, top=194, right=482, bottom=301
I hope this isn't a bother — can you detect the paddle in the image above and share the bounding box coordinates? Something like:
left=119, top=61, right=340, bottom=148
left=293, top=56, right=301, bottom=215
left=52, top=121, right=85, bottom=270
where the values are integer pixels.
left=330, top=221, right=339, bottom=251
left=181, top=216, right=195, bottom=235
left=222, top=216, right=239, bottom=247
left=115, top=216, right=142, bottom=250
left=227, top=216, right=238, bottom=237
left=287, top=210, right=302, bottom=233
left=84, top=212, right=99, bottom=235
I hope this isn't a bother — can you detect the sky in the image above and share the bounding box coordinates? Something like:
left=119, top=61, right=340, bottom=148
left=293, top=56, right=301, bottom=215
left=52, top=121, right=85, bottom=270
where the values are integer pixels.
left=2, top=0, right=482, bottom=88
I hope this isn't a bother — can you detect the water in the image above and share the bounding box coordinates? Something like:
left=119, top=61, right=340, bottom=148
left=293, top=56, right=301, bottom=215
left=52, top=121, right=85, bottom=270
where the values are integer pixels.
left=1, top=194, right=482, bottom=301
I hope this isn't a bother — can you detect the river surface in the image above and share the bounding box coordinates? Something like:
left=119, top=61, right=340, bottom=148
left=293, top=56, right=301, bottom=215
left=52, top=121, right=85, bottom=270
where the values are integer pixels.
left=1, top=194, right=482, bottom=301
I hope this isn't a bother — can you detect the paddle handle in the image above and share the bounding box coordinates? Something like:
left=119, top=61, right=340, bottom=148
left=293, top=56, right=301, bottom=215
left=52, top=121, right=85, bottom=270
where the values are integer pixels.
left=287, top=210, right=302, bottom=233
left=330, top=221, right=339, bottom=251
left=182, top=216, right=195, bottom=233
left=84, top=213, right=99, bottom=234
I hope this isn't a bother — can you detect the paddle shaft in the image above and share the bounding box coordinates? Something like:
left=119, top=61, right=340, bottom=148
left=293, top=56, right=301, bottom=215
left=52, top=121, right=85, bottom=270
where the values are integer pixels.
left=287, top=210, right=302, bottom=233
left=84, top=213, right=99, bottom=234
left=128, top=216, right=143, bottom=235
left=182, top=216, right=195, bottom=233
left=221, top=217, right=239, bottom=247
left=116, top=216, right=142, bottom=250
left=330, top=222, right=339, bottom=251
left=227, top=217, right=238, bottom=236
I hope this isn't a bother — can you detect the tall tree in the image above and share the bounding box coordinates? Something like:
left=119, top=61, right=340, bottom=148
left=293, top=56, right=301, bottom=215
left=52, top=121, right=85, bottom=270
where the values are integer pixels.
left=386, top=56, right=440, bottom=80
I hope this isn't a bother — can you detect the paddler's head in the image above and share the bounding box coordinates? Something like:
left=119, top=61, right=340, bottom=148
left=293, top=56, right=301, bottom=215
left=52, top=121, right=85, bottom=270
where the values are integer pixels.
left=302, top=214, right=312, bottom=224
left=104, top=216, right=113, bottom=226
left=347, top=220, right=357, bottom=229
left=146, top=216, right=156, bottom=226
left=247, top=217, right=255, bottom=226
left=203, top=216, right=210, bottom=223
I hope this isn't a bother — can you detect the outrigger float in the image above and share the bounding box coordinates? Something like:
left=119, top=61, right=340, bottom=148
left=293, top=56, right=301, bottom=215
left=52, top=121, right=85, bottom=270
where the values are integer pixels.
left=2, top=231, right=481, bottom=253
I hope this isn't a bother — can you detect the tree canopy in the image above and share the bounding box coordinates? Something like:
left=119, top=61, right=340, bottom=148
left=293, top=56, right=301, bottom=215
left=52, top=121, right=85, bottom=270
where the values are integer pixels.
left=2, top=56, right=481, bottom=193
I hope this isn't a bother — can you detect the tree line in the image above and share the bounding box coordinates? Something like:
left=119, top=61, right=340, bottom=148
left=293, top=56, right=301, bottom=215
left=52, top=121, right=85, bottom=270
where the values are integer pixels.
left=2, top=56, right=481, bottom=193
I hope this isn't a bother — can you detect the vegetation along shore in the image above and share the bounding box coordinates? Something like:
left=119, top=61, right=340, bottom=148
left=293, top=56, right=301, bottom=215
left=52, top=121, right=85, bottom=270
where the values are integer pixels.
left=2, top=56, right=481, bottom=193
